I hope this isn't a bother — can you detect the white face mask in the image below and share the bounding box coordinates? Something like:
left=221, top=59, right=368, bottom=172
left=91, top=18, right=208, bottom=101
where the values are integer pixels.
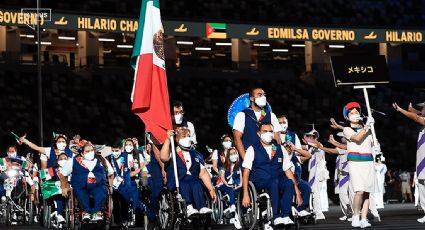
left=260, top=132, right=274, bottom=144
left=349, top=114, right=362, bottom=123
left=58, top=160, right=67, bottom=168
left=254, top=96, right=267, bottom=108
left=125, top=145, right=134, bottom=153
left=222, top=141, right=232, bottom=149
left=178, top=137, right=192, bottom=148
left=8, top=152, right=17, bottom=158
left=281, top=123, right=288, bottom=132
left=112, top=151, right=121, bottom=158
left=57, top=142, right=66, bottom=151
left=84, top=151, right=95, bottom=161
left=229, top=154, right=239, bottom=163
left=174, top=114, right=183, bottom=124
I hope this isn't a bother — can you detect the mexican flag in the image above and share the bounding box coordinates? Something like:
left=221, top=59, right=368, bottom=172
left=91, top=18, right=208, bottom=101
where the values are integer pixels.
left=131, top=0, right=172, bottom=144
left=39, top=168, right=55, bottom=181
left=41, top=181, right=62, bottom=199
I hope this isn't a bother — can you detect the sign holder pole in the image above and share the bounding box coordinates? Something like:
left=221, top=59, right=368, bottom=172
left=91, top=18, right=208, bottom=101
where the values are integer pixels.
left=353, top=85, right=378, bottom=147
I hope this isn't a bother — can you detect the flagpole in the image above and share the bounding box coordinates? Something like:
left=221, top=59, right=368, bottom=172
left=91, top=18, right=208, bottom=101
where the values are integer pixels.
left=170, top=136, right=181, bottom=196
left=36, top=0, right=44, bottom=145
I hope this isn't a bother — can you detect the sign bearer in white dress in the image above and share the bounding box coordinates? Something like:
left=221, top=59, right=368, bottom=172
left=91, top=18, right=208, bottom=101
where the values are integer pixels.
left=342, top=102, right=377, bottom=228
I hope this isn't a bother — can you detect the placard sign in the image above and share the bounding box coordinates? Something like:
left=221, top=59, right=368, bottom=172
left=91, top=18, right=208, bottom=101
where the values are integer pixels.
left=330, top=55, right=390, bottom=86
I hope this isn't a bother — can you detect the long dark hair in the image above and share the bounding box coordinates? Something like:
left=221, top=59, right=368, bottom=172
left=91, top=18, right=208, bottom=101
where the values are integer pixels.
left=223, top=147, right=239, bottom=173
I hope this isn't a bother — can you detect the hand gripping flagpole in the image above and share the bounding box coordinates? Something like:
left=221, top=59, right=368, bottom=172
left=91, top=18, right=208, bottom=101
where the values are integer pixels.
left=354, top=85, right=379, bottom=148
left=170, top=135, right=181, bottom=196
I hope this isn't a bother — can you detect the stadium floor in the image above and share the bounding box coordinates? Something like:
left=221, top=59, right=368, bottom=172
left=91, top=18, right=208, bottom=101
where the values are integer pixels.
left=2, top=203, right=424, bottom=229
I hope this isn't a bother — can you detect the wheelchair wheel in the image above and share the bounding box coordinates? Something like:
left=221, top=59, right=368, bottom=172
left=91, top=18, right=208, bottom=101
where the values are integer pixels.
left=67, top=194, right=74, bottom=229
left=158, top=190, right=176, bottom=230
left=211, top=188, right=223, bottom=224
left=5, top=202, right=11, bottom=226
left=42, top=199, right=52, bottom=229
left=24, top=197, right=34, bottom=224
left=237, top=181, right=259, bottom=230
left=104, top=192, right=113, bottom=228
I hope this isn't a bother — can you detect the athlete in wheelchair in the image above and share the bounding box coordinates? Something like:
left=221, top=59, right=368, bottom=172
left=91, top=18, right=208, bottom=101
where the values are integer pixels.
left=109, top=138, right=146, bottom=228
left=240, top=123, right=302, bottom=229
left=59, top=143, right=114, bottom=229
left=215, top=147, right=242, bottom=228
left=158, top=128, right=217, bottom=229
left=38, top=152, right=72, bottom=228
left=0, top=145, right=36, bottom=226
left=19, top=134, right=74, bottom=227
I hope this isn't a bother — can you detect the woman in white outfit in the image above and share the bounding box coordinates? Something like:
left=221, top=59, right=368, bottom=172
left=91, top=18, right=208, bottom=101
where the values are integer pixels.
left=342, top=102, right=376, bottom=228
left=304, top=130, right=329, bottom=220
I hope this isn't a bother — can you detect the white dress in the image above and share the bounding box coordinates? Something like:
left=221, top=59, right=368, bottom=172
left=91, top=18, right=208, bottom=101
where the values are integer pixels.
left=343, top=127, right=377, bottom=193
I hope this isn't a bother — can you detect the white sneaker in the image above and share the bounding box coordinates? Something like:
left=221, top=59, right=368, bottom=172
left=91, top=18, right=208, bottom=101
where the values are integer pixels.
left=360, top=219, right=371, bottom=228
left=233, top=217, right=242, bottom=229
left=282, top=217, right=294, bottom=225
left=56, top=214, right=66, bottom=223
left=273, top=217, right=285, bottom=225
left=351, top=215, right=360, bottom=228
left=92, top=212, right=103, bottom=221
left=298, top=210, right=310, bottom=217
left=82, top=212, right=91, bottom=222
left=229, top=204, right=236, bottom=213
left=339, top=216, right=347, bottom=221
left=264, top=222, right=274, bottom=230
left=347, top=217, right=352, bottom=221
left=199, top=207, right=213, bottom=214
left=186, top=205, right=199, bottom=217
left=315, top=212, right=325, bottom=220
left=417, top=216, right=425, bottom=223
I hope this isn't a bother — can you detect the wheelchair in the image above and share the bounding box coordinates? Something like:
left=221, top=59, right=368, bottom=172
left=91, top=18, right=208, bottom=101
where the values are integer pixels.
left=0, top=165, right=35, bottom=226
left=157, top=187, right=213, bottom=230
left=236, top=181, right=273, bottom=230
left=41, top=192, right=71, bottom=229
left=212, top=185, right=241, bottom=225
left=68, top=187, right=113, bottom=230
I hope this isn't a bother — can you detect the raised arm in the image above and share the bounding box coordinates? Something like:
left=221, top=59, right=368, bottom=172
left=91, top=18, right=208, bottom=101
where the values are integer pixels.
left=408, top=103, right=422, bottom=115
left=160, top=130, right=174, bottom=163
left=393, top=103, right=425, bottom=126
left=289, top=143, right=311, bottom=163
left=328, top=135, right=347, bottom=150
left=20, top=136, right=45, bottom=154
left=330, top=118, right=344, bottom=130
